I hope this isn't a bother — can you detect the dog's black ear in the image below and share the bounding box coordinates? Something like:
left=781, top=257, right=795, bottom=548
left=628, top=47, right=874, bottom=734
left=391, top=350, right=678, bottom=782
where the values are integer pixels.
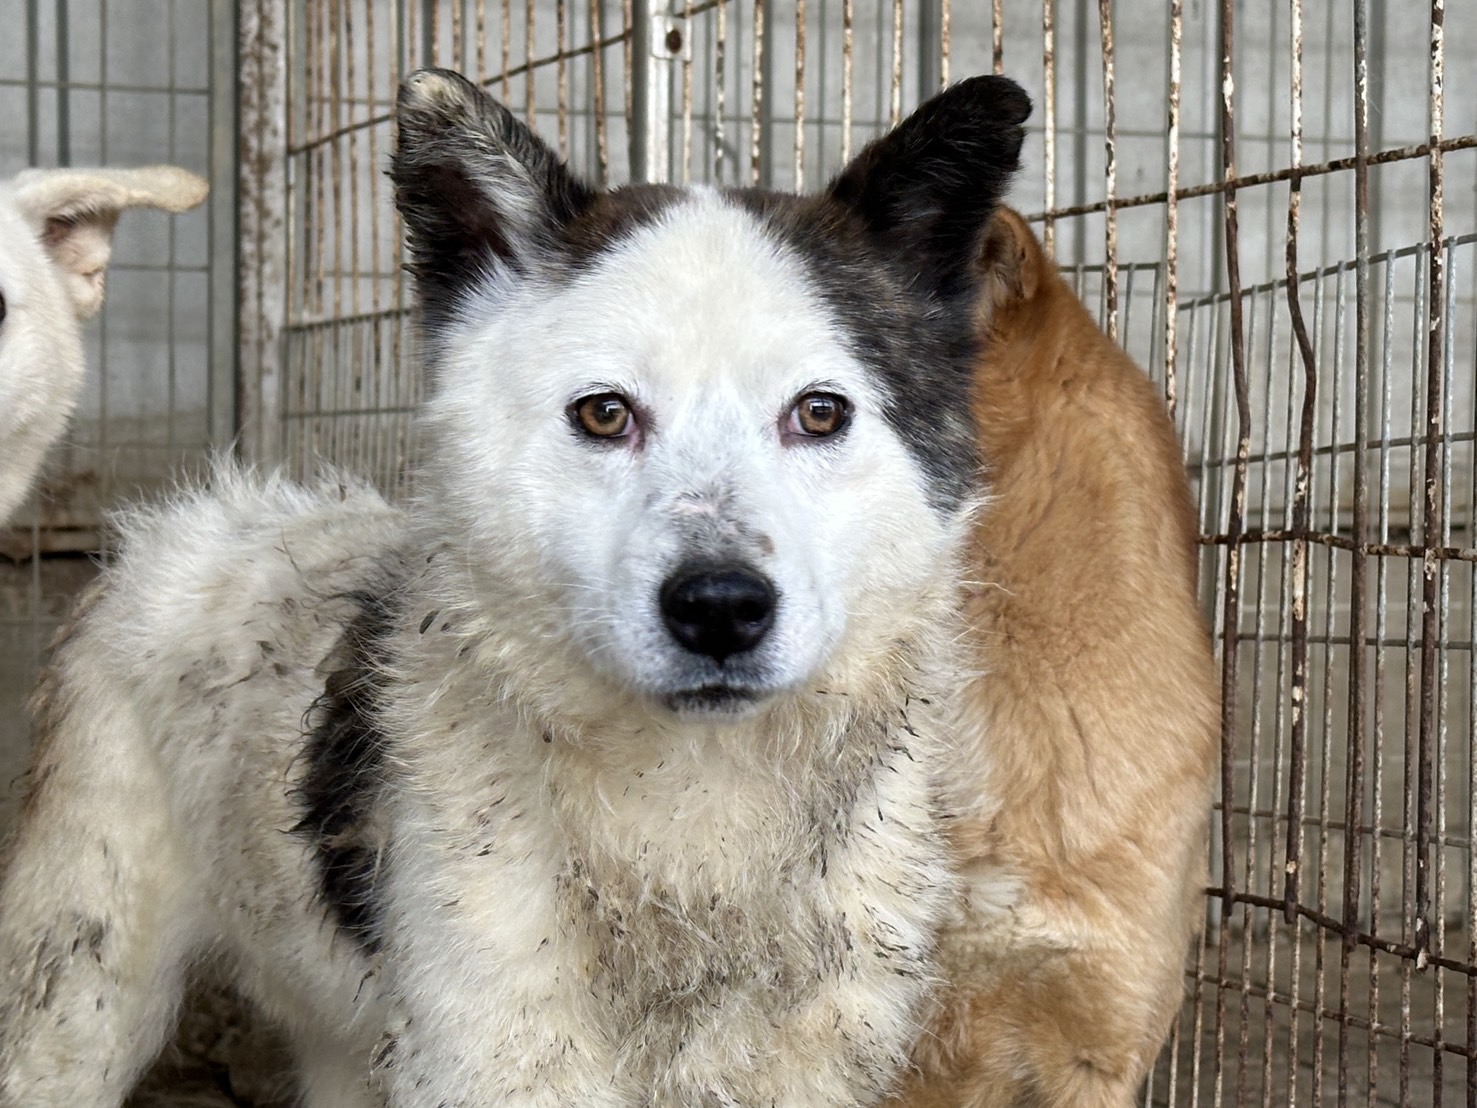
left=392, top=68, right=593, bottom=301
left=827, top=75, right=1030, bottom=303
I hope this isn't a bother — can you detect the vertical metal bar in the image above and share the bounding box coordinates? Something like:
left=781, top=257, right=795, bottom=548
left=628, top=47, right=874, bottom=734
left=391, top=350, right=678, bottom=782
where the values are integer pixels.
left=476, top=0, right=486, bottom=76
left=1433, top=228, right=1457, bottom=1105
left=1468, top=258, right=1477, bottom=1108
left=888, top=0, right=902, bottom=128
left=167, top=0, right=178, bottom=465
left=501, top=0, right=512, bottom=98
left=25, top=0, right=37, bottom=166
left=1162, top=0, right=1182, bottom=419
left=1282, top=0, right=1316, bottom=932
left=590, top=0, right=609, bottom=184
left=1398, top=251, right=1426, bottom=1108
left=631, top=0, right=674, bottom=183
left=794, top=0, right=805, bottom=190
left=1234, top=282, right=1272, bottom=1108
left=97, top=0, right=109, bottom=494
left=1340, top=0, right=1373, bottom=1096
left=1414, top=0, right=1446, bottom=970
left=939, top=0, right=949, bottom=87
left=238, top=0, right=289, bottom=464
left=918, top=0, right=941, bottom=100
left=749, top=0, right=764, bottom=185
left=208, top=0, right=239, bottom=445
left=840, top=0, right=852, bottom=163
left=712, top=0, right=725, bottom=180
left=991, top=0, right=1003, bottom=75
left=1371, top=247, right=1399, bottom=1107
left=679, top=0, right=692, bottom=182
left=557, top=0, right=571, bottom=154
left=1215, top=0, right=1249, bottom=927
left=55, top=0, right=70, bottom=165
left=1040, top=0, right=1055, bottom=253
left=525, top=0, right=537, bottom=122
left=1070, top=0, right=1087, bottom=266
left=623, top=0, right=634, bottom=138
left=1096, top=0, right=1117, bottom=342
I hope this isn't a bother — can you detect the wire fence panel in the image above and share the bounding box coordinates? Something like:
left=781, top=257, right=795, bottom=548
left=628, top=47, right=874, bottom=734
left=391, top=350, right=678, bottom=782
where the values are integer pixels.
left=0, top=0, right=233, bottom=831
left=252, top=0, right=633, bottom=496
left=242, top=1, right=1477, bottom=1102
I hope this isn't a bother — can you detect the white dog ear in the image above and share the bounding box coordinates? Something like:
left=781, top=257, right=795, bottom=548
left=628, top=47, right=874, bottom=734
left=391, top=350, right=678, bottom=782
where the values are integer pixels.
left=10, top=165, right=209, bottom=320
left=392, top=68, right=594, bottom=314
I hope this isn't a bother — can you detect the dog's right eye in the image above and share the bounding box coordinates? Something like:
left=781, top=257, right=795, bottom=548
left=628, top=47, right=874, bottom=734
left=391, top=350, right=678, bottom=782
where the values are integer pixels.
left=0, top=291, right=7, bottom=327
left=571, top=392, right=635, bottom=440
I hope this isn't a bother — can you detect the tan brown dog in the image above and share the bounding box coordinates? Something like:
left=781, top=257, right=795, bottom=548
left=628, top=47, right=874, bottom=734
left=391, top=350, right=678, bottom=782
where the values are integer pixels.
left=894, top=208, right=1219, bottom=1108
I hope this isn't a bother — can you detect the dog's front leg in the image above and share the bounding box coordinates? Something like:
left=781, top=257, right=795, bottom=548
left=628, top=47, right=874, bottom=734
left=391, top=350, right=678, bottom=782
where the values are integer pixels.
left=0, top=690, right=205, bottom=1108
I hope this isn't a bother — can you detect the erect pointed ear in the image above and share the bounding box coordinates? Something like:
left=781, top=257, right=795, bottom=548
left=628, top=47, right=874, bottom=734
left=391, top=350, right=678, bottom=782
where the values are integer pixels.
left=977, top=206, right=1044, bottom=316
left=11, top=165, right=208, bottom=320
left=391, top=68, right=594, bottom=307
left=827, top=75, right=1030, bottom=304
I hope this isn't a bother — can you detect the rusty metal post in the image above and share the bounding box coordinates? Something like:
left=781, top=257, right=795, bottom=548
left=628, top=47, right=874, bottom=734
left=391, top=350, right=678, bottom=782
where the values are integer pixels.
left=239, top=0, right=289, bottom=465
left=630, top=0, right=681, bottom=183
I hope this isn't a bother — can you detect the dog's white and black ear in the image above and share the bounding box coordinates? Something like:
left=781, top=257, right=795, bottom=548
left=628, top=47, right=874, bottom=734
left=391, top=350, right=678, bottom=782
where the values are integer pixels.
left=827, top=75, right=1031, bottom=303
left=11, top=165, right=208, bottom=320
left=392, top=68, right=593, bottom=303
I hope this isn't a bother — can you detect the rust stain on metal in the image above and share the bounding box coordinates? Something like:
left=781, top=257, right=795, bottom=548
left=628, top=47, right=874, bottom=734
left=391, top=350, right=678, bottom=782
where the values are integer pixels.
left=840, top=0, right=853, bottom=163
left=794, top=0, right=805, bottom=190
left=713, top=0, right=726, bottom=180
left=888, top=0, right=902, bottom=129
left=1414, top=0, right=1446, bottom=986
left=1282, top=0, right=1315, bottom=939
left=1162, top=0, right=1181, bottom=420
left=1040, top=0, right=1055, bottom=254
left=749, top=0, right=763, bottom=185
left=991, top=0, right=1003, bottom=75
left=1095, top=0, right=1117, bottom=343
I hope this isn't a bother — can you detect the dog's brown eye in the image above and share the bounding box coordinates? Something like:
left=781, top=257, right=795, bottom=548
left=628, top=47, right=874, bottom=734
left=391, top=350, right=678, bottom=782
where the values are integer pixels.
left=786, top=392, right=850, bottom=438
left=571, top=393, right=634, bottom=439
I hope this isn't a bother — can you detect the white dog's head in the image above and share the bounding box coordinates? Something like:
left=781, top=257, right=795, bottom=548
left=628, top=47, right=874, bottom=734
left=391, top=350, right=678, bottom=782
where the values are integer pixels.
left=0, top=166, right=208, bottom=524
left=393, top=70, right=1028, bottom=721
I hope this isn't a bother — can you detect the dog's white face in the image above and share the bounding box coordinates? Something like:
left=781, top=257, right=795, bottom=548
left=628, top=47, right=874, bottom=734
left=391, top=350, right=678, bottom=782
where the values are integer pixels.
left=394, top=68, right=1028, bottom=719
left=429, top=195, right=953, bottom=714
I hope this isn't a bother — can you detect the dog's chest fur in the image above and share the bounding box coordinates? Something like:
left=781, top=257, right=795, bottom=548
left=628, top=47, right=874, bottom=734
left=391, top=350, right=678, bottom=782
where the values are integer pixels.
left=302, top=577, right=953, bottom=1101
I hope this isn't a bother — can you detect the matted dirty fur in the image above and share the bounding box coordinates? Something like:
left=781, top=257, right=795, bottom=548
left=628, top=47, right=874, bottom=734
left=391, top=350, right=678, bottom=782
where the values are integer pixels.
left=0, top=69, right=1031, bottom=1107
left=887, top=209, right=1219, bottom=1108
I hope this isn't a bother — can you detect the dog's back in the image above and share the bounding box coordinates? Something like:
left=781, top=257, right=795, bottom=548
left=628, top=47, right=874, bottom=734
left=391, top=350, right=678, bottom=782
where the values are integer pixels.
left=0, top=469, right=400, bottom=1105
left=898, top=208, right=1219, bottom=1108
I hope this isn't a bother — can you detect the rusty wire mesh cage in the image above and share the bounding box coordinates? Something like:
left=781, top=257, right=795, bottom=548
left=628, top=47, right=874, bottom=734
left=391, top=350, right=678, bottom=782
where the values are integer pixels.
left=0, top=0, right=1473, bottom=1103
left=236, top=1, right=1477, bottom=1102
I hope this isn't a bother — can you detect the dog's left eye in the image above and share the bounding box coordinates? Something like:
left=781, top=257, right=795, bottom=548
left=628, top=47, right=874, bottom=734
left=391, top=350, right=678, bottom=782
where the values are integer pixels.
left=571, top=392, right=635, bottom=439
left=785, top=392, right=851, bottom=439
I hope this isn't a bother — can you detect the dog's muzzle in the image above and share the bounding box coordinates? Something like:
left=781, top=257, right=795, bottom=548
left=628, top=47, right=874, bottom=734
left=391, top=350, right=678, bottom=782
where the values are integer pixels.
left=659, top=562, right=776, bottom=663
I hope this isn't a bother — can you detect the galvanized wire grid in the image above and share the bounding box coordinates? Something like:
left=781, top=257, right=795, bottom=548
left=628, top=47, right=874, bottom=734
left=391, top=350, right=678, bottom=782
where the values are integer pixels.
left=0, top=0, right=229, bottom=830
left=245, top=1, right=1477, bottom=1103
left=246, top=0, right=631, bottom=494
left=1023, top=3, right=1475, bottom=1104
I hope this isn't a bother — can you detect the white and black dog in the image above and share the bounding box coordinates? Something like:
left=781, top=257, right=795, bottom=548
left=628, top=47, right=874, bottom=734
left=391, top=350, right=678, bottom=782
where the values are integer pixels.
left=0, top=69, right=1027, bottom=1107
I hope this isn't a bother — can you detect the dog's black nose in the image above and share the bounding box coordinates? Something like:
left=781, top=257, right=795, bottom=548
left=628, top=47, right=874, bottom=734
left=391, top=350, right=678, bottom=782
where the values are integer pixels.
left=660, top=564, right=776, bottom=662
